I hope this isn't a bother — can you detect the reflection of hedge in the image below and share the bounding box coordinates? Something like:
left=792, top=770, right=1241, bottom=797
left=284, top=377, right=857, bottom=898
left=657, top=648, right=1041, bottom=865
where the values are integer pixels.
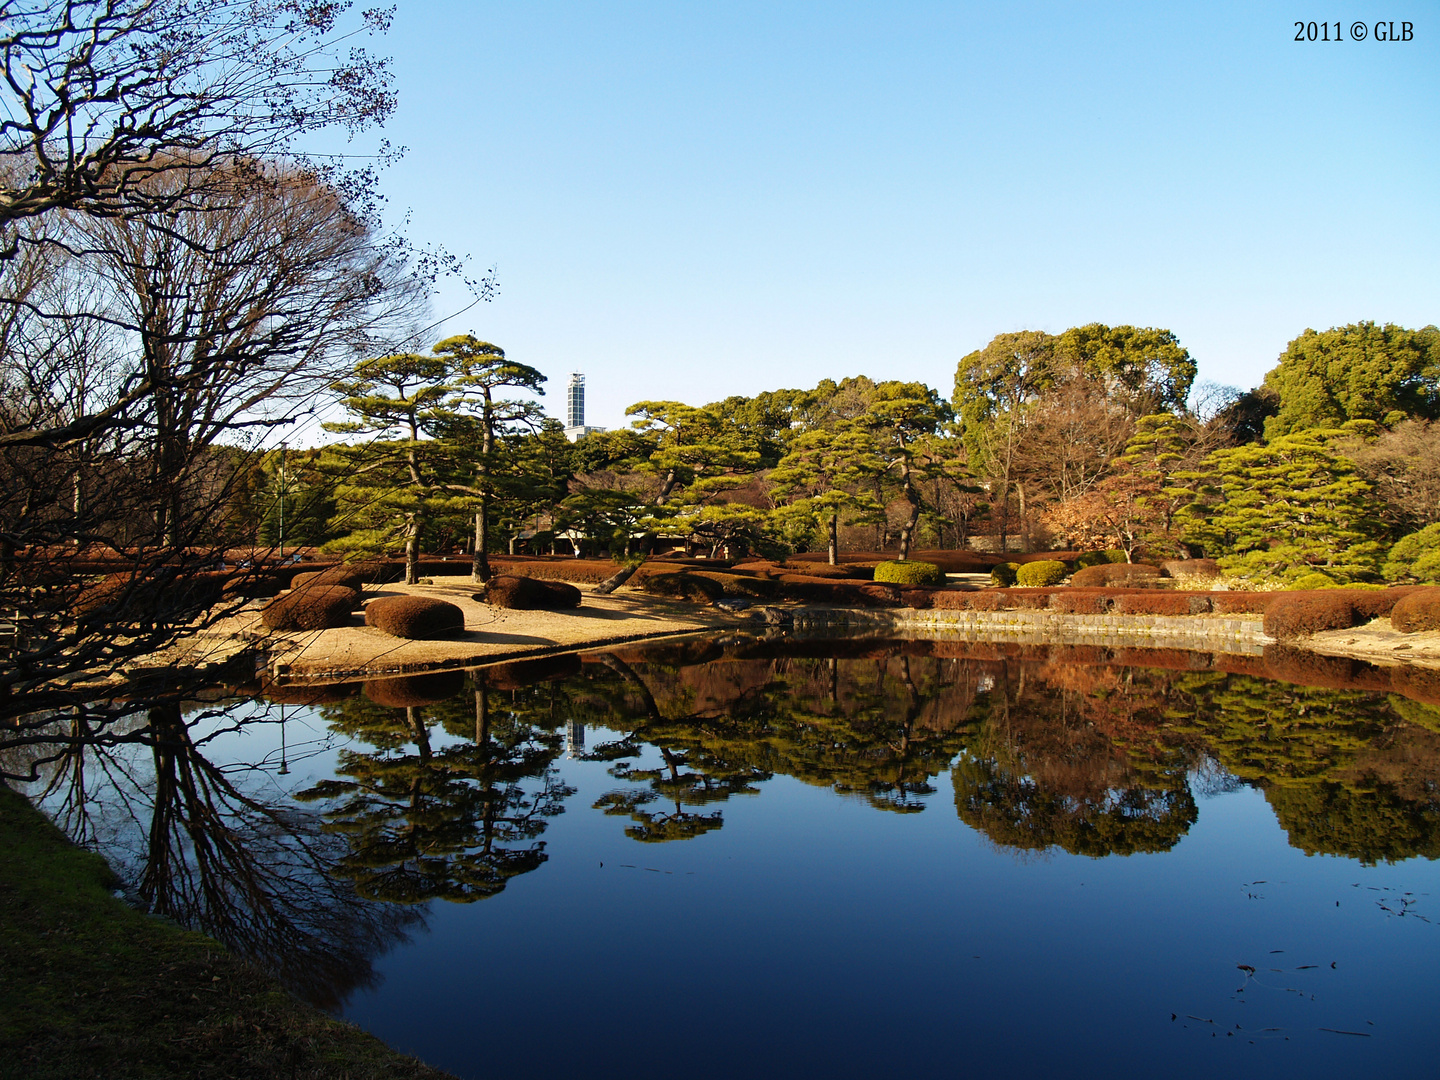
left=873, top=560, right=944, bottom=587
left=483, top=575, right=582, bottom=610
left=363, top=670, right=466, bottom=707
left=1015, top=560, right=1066, bottom=587
left=1392, top=588, right=1440, bottom=633
left=364, top=595, right=466, bottom=639
left=259, top=680, right=359, bottom=705
left=260, top=585, right=358, bottom=630
left=483, top=653, right=583, bottom=690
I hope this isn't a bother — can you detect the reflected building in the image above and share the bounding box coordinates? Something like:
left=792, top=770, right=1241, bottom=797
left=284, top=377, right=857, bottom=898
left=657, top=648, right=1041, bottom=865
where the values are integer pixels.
left=566, top=719, right=586, bottom=757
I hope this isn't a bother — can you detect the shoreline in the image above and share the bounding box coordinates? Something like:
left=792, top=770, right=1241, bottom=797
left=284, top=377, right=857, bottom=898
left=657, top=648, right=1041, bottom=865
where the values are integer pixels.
left=164, top=581, right=1440, bottom=686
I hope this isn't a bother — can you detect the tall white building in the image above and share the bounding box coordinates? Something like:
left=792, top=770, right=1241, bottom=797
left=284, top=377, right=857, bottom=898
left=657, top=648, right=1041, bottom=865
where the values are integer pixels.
left=562, top=372, right=607, bottom=441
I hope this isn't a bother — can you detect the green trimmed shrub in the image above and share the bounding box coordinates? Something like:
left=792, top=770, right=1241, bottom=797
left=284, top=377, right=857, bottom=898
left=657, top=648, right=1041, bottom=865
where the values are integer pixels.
left=873, top=560, right=945, bottom=587
left=1015, top=560, right=1067, bottom=587
left=1290, top=572, right=1338, bottom=590
left=1074, top=550, right=1128, bottom=569
left=990, top=562, right=1019, bottom=587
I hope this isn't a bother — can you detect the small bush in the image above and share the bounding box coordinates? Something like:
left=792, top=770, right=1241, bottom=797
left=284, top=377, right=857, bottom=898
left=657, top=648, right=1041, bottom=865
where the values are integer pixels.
left=1160, top=558, right=1220, bottom=578
left=641, top=572, right=724, bottom=604
left=1391, top=588, right=1440, bottom=633
left=260, top=585, right=359, bottom=631
left=1015, top=560, right=1067, bottom=587
left=1074, top=550, right=1128, bottom=568
left=1263, top=593, right=1358, bottom=638
left=483, top=575, right=583, bottom=610
left=873, top=560, right=945, bottom=587
left=364, top=595, right=466, bottom=639
left=990, top=562, right=1019, bottom=587
left=363, top=670, right=466, bottom=707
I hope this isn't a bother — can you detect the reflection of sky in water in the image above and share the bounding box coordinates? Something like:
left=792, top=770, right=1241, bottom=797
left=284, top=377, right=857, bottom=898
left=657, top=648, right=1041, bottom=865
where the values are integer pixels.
left=24, top=648, right=1440, bottom=1078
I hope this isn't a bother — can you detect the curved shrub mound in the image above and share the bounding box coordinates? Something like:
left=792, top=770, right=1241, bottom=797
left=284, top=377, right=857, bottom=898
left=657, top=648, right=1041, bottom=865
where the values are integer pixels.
left=1391, top=588, right=1440, bottom=634
left=1261, top=644, right=1390, bottom=693
left=1350, top=586, right=1423, bottom=621
left=873, top=560, right=944, bottom=587
left=1074, top=550, right=1128, bottom=568
left=1161, top=558, right=1219, bottom=578
left=641, top=572, right=724, bottom=604
left=776, top=576, right=899, bottom=607
left=290, top=567, right=367, bottom=593
left=1069, top=563, right=1162, bottom=588
left=688, top=570, right=777, bottom=598
left=364, top=595, right=466, bottom=639
left=260, top=585, right=359, bottom=631
left=483, top=653, right=583, bottom=690
left=1263, top=593, right=1358, bottom=639
left=483, top=575, right=583, bottom=610
left=1211, top=592, right=1272, bottom=615
left=1016, top=560, right=1067, bottom=587
left=363, top=670, right=467, bottom=708
left=778, top=562, right=864, bottom=580
left=222, top=572, right=282, bottom=599
left=990, top=562, right=1019, bottom=587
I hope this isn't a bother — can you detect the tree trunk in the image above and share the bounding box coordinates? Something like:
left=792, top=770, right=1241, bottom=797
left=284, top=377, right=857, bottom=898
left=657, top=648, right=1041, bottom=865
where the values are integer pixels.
left=1016, top=482, right=1029, bottom=554
left=474, top=682, right=490, bottom=746
left=472, top=502, right=491, bottom=582
left=828, top=513, right=838, bottom=565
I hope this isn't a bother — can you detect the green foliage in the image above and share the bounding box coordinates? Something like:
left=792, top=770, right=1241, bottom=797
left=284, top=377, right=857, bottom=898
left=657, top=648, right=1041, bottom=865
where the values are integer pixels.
left=873, top=560, right=944, bottom=586
left=990, top=562, right=1019, bottom=587
left=1261, top=322, right=1440, bottom=438
left=1290, top=571, right=1339, bottom=590
left=1383, top=522, right=1440, bottom=584
left=1016, top=559, right=1067, bottom=587
left=1180, top=428, right=1389, bottom=584
left=1074, top=549, right=1128, bottom=568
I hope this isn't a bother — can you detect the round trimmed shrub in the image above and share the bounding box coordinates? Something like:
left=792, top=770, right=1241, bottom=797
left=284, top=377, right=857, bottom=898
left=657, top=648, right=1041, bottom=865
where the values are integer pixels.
left=364, top=595, right=466, bottom=639
left=1391, top=588, right=1440, bottom=633
left=1262, top=593, right=1357, bottom=639
left=1290, top=571, right=1338, bottom=591
left=641, top=572, right=724, bottom=603
left=483, top=574, right=583, bottom=610
left=291, top=567, right=366, bottom=593
left=363, top=670, right=466, bottom=707
left=1074, top=550, right=1128, bottom=568
left=990, top=562, right=1019, bottom=587
left=261, top=585, right=359, bottom=631
left=1069, top=563, right=1162, bottom=588
left=1015, top=560, right=1067, bottom=587
left=873, top=560, right=945, bottom=587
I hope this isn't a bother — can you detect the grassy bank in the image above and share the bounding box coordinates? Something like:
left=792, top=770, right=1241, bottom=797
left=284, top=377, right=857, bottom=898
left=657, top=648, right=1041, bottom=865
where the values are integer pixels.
left=0, top=784, right=454, bottom=1080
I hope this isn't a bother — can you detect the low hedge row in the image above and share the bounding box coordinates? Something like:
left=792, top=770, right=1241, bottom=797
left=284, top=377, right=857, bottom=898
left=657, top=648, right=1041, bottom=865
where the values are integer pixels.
left=1391, top=588, right=1440, bottom=634
left=1262, top=587, right=1422, bottom=639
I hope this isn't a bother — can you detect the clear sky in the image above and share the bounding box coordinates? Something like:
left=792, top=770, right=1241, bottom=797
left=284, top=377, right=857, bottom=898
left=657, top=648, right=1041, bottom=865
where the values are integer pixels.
left=367, top=1, right=1438, bottom=431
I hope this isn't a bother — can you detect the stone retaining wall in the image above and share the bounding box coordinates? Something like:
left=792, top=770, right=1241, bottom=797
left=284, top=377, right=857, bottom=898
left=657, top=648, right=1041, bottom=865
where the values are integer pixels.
left=780, top=607, right=1271, bottom=654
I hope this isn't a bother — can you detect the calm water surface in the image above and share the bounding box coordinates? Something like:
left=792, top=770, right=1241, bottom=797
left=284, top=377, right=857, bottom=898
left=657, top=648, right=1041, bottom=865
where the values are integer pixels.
left=23, top=637, right=1440, bottom=1078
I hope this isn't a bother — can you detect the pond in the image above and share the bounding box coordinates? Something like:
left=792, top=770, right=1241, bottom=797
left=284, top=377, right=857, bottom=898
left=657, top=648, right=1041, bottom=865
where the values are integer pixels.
left=19, top=636, right=1440, bottom=1078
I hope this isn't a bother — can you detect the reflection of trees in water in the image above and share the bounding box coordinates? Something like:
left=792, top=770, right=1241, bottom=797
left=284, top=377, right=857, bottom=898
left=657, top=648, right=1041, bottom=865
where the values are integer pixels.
left=298, top=674, right=575, bottom=902
left=1166, top=673, right=1440, bottom=865
left=30, top=702, right=419, bottom=1010
left=951, top=661, right=1199, bottom=857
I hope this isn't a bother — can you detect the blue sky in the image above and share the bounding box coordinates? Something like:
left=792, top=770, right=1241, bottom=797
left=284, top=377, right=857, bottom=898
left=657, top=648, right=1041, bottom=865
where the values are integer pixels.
left=369, top=1, right=1438, bottom=430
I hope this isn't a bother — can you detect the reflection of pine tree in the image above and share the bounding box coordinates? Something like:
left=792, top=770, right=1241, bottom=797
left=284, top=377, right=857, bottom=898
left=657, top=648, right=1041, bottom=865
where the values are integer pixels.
left=298, top=675, right=574, bottom=902
left=1168, top=673, right=1440, bottom=864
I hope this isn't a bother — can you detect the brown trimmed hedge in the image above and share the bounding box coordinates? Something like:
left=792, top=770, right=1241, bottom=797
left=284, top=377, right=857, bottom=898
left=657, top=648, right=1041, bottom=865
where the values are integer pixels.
left=641, top=572, right=725, bottom=603
left=1051, top=592, right=1113, bottom=614
left=291, top=567, right=367, bottom=593
left=483, top=575, right=583, bottom=610
left=260, top=585, right=359, bottom=631
left=1069, top=563, right=1162, bottom=588
left=1113, top=592, right=1213, bottom=615
left=1391, top=588, right=1440, bottom=634
left=364, top=595, right=466, bottom=639
left=363, top=670, right=466, bottom=707
left=1262, top=593, right=1358, bottom=638
left=1211, top=592, right=1273, bottom=615
left=687, top=570, right=778, bottom=598
left=775, top=576, right=900, bottom=607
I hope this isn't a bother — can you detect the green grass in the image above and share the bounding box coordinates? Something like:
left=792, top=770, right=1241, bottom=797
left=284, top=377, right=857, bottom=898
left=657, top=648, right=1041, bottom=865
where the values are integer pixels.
left=0, top=784, right=455, bottom=1080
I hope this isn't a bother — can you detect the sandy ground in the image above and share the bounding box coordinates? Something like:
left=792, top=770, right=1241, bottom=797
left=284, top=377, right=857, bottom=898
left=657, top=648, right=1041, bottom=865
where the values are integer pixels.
left=174, top=581, right=736, bottom=682
left=1304, top=618, right=1440, bottom=667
